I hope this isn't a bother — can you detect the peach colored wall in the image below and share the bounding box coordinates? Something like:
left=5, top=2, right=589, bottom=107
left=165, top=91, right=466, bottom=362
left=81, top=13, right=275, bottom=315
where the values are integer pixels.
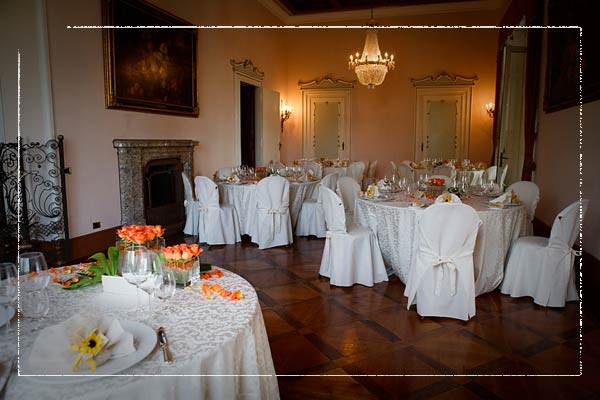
left=282, top=27, right=498, bottom=178
left=44, top=0, right=287, bottom=237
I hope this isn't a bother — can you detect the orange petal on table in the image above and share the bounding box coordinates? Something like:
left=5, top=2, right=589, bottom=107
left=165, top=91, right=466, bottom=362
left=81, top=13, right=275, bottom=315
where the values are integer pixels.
left=52, top=277, right=62, bottom=283
left=229, top=290, right=244, bottom=300
left=201, top=283, right=213, bottom=299
left=219, top=290, right=232, bottom=298
left=63, top=281, right=71, bottom=288
left=49, top=267, right=59, bottom=274
left=29, top=271, right=39, bottom=277
left=210, top=283, right=224, bottom=293
left=214, top=270, right=223, bottom=277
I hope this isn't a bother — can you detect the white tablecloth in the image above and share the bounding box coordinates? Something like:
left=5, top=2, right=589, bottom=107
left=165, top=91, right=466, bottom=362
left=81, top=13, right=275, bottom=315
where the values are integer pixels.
left=354, top=196, right=527, bottom=295
left=219, top=180, right=319, bottom=234
left=4, top=267, right=279, bottom=400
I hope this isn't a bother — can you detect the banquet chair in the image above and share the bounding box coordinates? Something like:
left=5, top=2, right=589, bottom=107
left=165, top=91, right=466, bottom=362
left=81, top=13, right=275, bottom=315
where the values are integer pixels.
left=302, top=161, right=322, bottom=179
left=251, top=175, right=293, bottom=249
left=433, top=164, right=456, bottom=179
left=483, top=166, right=498, bottom=182
left=500, top=199, right=589, bottom=307
left=498, top=164, right=509, bottom=190
left=296, top=173, right=338, bottom=238
left=319, top=186, right=388, bottom=287
left=363, top=160, right=378, bottom=190
left=506, top=181, right=540, bottom=236
left=181, top=173, right=200, bottom=236
left=346, top=161, right=366, bottom=187
left=214, top=167, right=233, bottom=181
left=194, top=176, right=241, bottom=245
left=397, top=162, right=414, bottom=183
left=404, top=203, right=482, bottom=320
left=336, top=176, right=360, bottom=223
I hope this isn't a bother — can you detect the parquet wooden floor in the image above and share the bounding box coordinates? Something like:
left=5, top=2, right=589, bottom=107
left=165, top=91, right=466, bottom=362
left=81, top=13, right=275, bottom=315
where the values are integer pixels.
left=181, top=235, right=600, bottom=399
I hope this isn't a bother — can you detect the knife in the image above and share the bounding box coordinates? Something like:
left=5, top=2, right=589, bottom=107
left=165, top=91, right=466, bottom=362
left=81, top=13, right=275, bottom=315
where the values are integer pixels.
left=157, top=327, right=173, bottom=364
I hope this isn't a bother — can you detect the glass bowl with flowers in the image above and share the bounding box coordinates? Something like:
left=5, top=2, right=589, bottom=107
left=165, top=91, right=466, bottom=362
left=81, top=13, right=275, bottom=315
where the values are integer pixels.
left=160, top=244, right=204, bottom=286
left=427, top=177, right=446, bottom=198
left=116, top=225, right=165, bottom=252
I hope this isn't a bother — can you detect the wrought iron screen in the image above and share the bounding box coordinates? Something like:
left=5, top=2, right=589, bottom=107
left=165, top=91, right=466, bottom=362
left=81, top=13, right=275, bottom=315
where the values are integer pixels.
left=0, top=136, right=70, bottom=264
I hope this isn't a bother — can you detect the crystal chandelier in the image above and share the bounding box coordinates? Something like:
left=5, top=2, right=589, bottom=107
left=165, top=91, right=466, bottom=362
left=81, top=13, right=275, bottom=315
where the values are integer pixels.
left=348, top=19, right=395, bottom=89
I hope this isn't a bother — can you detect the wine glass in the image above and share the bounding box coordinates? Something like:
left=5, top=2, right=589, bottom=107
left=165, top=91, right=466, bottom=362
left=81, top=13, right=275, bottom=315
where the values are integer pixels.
left=0, top=263, right=18, bottom=334
left=139, top=253, right=167, bottom=320
left=18, top=252, right=49, bottom=292
left=120, top=245, right=152, bottom=306
left=155, top=268, right=176, bottom=319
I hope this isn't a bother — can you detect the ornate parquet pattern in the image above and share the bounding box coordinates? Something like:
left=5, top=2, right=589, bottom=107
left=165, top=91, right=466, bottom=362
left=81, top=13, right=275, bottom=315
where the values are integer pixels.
left=194, top=236, right=599, bottom=399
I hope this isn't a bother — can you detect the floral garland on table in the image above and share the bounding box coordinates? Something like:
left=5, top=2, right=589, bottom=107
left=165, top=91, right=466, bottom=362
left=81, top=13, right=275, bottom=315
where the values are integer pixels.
left=117, top=224, right=165, bottom=249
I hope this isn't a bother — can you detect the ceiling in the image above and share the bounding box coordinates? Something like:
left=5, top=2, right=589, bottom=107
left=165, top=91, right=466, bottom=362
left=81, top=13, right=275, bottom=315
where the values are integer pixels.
left=274, top=0, right=480, bottom=16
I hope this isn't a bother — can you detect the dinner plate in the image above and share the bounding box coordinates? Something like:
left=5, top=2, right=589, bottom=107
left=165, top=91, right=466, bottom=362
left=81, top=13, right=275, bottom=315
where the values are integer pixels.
left=360, top=195, right=393, bottom=202
left=0, top=306, right=15, bottom=327
left=22, top=320, right=157, bottom=383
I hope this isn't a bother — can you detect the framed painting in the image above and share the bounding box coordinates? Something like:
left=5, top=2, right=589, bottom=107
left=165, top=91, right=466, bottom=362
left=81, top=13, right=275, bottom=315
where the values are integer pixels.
left=544, top=0, right=600, bottom=112
left=102, top=0, right=198, bottom=116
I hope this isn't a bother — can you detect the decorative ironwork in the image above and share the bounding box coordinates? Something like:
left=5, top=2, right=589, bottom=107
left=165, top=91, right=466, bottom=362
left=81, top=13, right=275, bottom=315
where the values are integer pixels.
left=0, top=136, right=70, bottom=264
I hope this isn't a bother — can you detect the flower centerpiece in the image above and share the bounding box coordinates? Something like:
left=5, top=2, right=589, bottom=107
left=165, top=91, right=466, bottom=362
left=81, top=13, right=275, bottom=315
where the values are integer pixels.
left=161, top=243, right=204, bottom=286
left=427, top=177, right=445, bottom=198
left=116, top=225, right=165, bottom=251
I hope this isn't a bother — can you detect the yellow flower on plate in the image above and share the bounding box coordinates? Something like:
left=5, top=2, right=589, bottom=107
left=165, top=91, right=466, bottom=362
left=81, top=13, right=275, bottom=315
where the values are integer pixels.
left=511, top=192, right=520, bottom=204
left=441, top=194, right=452, bottom=203
left=70, top=329, right=106, bottom=372
left=366, top=186, right=375, bottom=198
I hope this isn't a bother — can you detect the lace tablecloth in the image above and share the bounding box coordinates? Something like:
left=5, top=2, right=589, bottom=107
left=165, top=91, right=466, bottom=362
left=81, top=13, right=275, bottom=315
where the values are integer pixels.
left=4, top=267, right=279, bottom=400
left=355, top=196, right=527, bottom=295
left=219, top=180, right=319, bottom=234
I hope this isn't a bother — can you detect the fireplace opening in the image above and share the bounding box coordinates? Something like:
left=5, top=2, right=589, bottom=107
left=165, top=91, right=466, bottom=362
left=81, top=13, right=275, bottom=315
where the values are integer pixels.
left=143, top=158, right=185, bottom=234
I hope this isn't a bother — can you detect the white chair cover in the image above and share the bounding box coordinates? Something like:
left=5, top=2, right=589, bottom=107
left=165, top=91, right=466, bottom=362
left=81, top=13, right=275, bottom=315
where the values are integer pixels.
left=405, top=203, right=482, bottom=320
left=346, top=161, right=365, bottom=186
left=397, top=163, right=414, bottom=183
left=251, top=175, right=293, bottom=249
left=428, top=175, right=452, bottom=188
left=302, top=161, right=322, bottom=179
left=469, top=170, right=485, bottom=186
left=319, top=187, right=388, bottom=287
left=434, top=193, right=462, bottom=203
left=194, top=176, right=241, bottom=245
left=295, top=173, right=338, bottom=238
left=215, top=167, right=234, bottom=181
left=182, top=173, right=200, bottom=236
left=500, top=199, right=589, bottom=307
left=433, top=164, right=456, bottom=179
left=484, top=166, right=498, bottom=182
left=506, top=181, right=540, bottom=236
left=336, top=176, right=360, bottom=222
left=499, top=164, right=509, bottom=190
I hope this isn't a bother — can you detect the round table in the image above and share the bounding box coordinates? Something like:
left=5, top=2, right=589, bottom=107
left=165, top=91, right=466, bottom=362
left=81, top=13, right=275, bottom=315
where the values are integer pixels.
left=4, top=267, right=279, bottom=399
left=219, top=180, right=319, bottom=234
left=354, top=196, right=527, bottom=295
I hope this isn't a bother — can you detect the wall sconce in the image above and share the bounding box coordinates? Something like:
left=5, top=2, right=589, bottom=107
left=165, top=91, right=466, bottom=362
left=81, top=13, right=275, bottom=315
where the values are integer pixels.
left=280, top=104, right=292, bottom=132
left=485, top=102, right=495, bottom=118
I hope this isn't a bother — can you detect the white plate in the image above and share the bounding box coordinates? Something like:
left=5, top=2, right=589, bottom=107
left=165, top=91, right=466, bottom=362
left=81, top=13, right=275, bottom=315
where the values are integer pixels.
left=409, top=204, right=425, bottom=209
left=360, top=195, right=393, bottom=202
left=0, top=306, right=15, bottom=327
left=22, top=320, right=157, bottom=383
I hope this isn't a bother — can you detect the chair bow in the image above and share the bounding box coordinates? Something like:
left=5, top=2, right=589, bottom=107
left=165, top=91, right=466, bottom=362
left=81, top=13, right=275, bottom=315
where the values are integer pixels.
left=260, top=206, right=288, bottom=242
left=432, top=256, right=458, bottom=297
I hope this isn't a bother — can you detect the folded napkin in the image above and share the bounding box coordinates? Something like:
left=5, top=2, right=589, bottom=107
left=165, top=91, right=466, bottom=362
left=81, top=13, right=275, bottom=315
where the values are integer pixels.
left=490, top=190, right=511, bottom=206
left=377, top=179, right=393, bottom=192
left=366, top=184, right=380, bottom=198
left=227, top=174, right=240, bottom=183
left=26, top=314, right=135, bottom=374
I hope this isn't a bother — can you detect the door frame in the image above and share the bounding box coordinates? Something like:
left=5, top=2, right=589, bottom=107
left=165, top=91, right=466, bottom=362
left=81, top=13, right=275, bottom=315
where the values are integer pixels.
left=231, top=59, right=264, bottom=166
left=412, top=74, right=477, bottom=161
left=299, top=77, right=354, bottom=160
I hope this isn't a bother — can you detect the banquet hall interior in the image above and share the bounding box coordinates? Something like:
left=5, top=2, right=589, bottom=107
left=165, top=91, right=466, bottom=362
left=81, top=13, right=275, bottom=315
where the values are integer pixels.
left=1, top=0, right=599, bottom=398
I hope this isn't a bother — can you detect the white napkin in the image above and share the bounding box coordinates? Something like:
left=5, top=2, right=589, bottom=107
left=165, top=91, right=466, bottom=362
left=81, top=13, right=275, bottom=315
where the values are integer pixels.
left=366, top=184, right=380, bottom=198
left=25, top=314, right=136, bottom=374
left=377, top=179, right=393, bottom=192
left=227, top=174, right=240, bottom=183
left=490, top=190, right=510, bottom=205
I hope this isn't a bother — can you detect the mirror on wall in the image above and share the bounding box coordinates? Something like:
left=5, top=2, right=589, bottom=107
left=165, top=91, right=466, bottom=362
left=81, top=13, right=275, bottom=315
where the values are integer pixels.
left=299, top=77, right=354, bottom=160
left=412, top=74, right=477, bottom=161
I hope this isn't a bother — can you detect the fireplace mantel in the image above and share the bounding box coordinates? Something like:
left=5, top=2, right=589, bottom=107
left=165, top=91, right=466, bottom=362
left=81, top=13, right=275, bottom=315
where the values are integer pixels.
left=113, top=139, right=197, bottom=228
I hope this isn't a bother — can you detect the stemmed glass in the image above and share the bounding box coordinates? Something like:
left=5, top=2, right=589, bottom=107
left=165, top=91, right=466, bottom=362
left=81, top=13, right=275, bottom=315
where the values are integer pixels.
left=154, top=268, right=176, bottom=319
left=0, top=263, right=18, bottom=334
left=120, top=245, right=153, bottom=307
left=139, top=253, right=169, bottom=320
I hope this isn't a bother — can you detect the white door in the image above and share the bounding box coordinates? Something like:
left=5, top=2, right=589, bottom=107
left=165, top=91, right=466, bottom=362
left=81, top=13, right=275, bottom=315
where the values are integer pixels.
left=256, top=88, right=280, bottom=166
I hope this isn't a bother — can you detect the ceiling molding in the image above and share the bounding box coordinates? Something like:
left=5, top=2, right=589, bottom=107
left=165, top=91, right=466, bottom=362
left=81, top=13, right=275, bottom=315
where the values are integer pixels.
left=299, top=76, right=356, bottom=90
left=230, top=59, right=265, bottom=81
left=258, top=0, right=505, bottom=25
left=411, top=73, right=478, bottom=86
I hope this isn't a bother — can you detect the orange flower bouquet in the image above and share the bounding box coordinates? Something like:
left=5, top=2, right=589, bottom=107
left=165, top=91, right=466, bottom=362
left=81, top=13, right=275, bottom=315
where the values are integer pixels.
left=161, top=243, right=203, bottom=285
left=116, top=225, right=166, bottom=251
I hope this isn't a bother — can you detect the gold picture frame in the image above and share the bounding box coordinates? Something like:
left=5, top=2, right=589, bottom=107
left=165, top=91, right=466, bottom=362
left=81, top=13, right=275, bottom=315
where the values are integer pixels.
left=102, top=0, right=198, bottom=116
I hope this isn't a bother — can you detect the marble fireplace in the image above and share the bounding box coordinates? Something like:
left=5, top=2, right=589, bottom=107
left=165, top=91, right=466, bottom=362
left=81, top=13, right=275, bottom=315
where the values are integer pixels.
left=113, top=139, right=197, bottom=234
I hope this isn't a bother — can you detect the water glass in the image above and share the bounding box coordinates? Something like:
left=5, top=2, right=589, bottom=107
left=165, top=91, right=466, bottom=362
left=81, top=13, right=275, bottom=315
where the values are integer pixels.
left=120, top=246, right=153, bottom=306
left=155, top=268, right=176, bottom=318
left=18, top=252, right=49, bottom=292
left=0, top=263, right=18, bottom=333
left=21, top=288, right=50, bottom=320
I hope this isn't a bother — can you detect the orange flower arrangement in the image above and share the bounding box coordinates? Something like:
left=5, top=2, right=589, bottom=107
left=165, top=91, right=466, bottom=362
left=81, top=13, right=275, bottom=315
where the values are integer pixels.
left=162, top=243, right=203, bottom=262
left=117, top=225, right=165, bottom=246
left=162, top=243, right=203, bottom=285
left=427, top=177, right=445, bottom=186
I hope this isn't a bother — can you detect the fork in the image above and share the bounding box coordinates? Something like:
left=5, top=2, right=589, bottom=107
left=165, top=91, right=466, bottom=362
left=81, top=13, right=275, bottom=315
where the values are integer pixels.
left=0, top=355, right=17, bottom=398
